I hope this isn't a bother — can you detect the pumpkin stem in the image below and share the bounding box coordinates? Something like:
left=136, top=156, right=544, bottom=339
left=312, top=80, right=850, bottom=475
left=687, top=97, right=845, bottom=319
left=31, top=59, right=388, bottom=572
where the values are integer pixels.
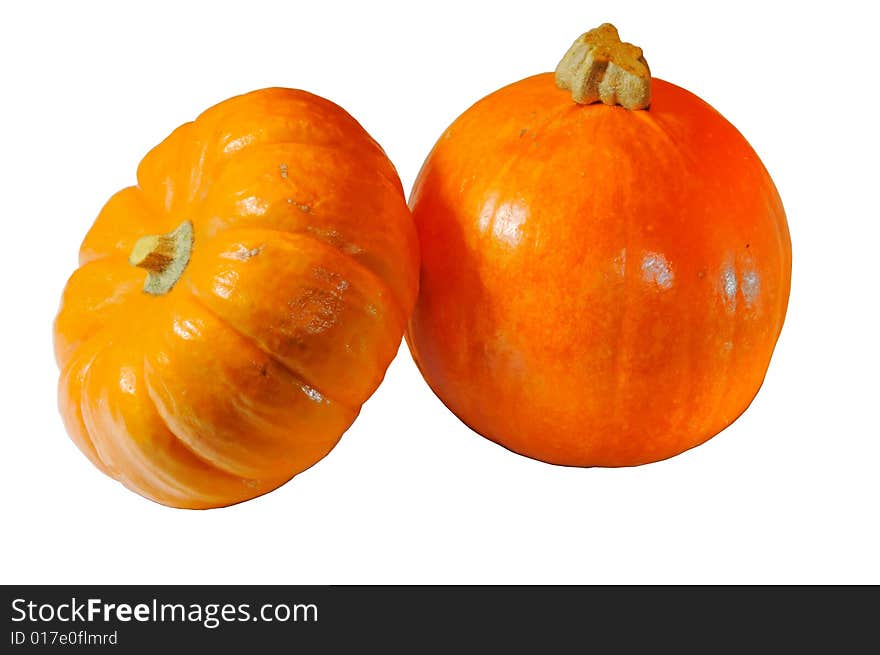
left=555, top=23, right=651, bottom=110
left=128, top=220, right=194, bottom=295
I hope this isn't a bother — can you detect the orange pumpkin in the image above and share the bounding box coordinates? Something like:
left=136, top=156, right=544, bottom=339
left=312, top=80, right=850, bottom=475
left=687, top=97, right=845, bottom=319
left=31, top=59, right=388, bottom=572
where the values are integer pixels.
left=54, top=88, right=418, bottom=508
left=407, top=25, right=791, bottom=466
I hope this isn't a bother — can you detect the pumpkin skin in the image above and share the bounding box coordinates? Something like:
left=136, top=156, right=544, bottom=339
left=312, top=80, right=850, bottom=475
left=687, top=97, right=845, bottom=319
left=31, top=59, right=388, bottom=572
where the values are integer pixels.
left=407, top=74, right=791, bottom=467
left=54, top=88, right=418, bottom=508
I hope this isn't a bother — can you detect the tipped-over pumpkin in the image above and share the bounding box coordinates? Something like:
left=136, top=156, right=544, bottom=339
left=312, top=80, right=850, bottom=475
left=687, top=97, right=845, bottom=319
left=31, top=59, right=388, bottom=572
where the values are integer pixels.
left=54, top=88, right=419, bottom=508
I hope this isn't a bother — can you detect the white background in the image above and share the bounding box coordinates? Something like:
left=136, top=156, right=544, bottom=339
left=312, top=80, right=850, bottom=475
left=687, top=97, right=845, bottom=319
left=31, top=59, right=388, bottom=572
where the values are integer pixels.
left=1, top=0, right=877, bottom=584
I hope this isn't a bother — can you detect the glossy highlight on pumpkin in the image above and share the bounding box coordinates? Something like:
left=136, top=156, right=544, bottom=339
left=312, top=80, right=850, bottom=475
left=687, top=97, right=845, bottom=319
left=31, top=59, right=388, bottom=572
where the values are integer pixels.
left=406, top=71, right=791, bottom=467
left=54, top=88, right=419, bottom=508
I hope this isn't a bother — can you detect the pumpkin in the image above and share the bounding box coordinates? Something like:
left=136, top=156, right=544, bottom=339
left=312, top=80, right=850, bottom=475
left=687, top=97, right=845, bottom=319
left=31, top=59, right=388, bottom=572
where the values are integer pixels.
left=407, top=24, right=791, bottom=466
left=54, top=88, right=418, bottom=508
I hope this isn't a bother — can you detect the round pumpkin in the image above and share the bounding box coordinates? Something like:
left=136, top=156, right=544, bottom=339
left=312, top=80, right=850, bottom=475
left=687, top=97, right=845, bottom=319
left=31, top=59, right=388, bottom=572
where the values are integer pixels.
left=407, top=25, right=791, bottom=466
left=54, top=88, right=418, bottom=508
